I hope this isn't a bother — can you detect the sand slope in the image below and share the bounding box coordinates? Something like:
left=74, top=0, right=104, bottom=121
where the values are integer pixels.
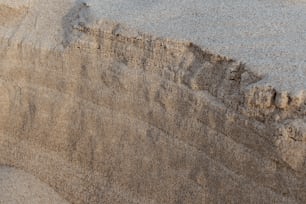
left=87, top=0, right=306, bottom=94
left=0, top=0, right=306, bottom=203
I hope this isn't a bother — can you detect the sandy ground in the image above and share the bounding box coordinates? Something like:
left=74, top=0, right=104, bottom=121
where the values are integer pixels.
left=87, top=0, right=306, bottom=94
left=0, top=166, right=69, bottom=204
left=0, top=0, right=306, bottom=203
left=0, top=0, right=30, bottom=8
left=1, top=0, right=306, bottom=94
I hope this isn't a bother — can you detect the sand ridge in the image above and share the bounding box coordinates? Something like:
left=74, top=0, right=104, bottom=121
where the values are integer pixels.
left=0, top=0, right=306, bottom=203
left=1, top=0, right=306, bottom=93
left=86, top=0, right=306, bottom=94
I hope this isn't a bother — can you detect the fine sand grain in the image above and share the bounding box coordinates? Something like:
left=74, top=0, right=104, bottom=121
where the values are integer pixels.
left=0, top=166, right=68, bottom=204
left=1, top=0, right=306, bottom=203
left=88, top=0, right=306, bottom=94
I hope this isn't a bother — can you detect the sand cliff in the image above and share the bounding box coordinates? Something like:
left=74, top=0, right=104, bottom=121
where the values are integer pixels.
left=0, top=0, right=306, bottom=203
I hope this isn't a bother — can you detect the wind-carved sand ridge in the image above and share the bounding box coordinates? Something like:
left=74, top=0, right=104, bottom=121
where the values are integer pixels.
left=0, top=0, right=306, bottom=203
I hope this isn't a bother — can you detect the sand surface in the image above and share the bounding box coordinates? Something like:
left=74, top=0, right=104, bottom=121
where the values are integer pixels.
left=1, top=0, right=306, bottom=94
left=0, top=166, right=68, bottom=204
left=0, top=0, right=30, bottom=8
left=1, top=0, right=306, bottom=203
left=87, top=0, right=306, bottom=95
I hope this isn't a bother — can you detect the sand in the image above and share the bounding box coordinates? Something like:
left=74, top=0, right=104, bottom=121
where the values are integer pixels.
left=2, top=0, right=306, bottom=94
left=87, top=0, right=306, bottom=94
left=0, top=166, right=68, bottom=204
left=0, top=0, right=306, bottom=203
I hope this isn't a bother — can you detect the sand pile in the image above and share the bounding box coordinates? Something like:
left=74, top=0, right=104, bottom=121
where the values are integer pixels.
left=0, top=0, right=305, bottom=203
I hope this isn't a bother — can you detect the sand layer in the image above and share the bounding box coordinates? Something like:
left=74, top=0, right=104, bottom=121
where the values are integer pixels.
left=0, top=0, right=306, bottom=203
left=87, top=0, right=306, bottom=94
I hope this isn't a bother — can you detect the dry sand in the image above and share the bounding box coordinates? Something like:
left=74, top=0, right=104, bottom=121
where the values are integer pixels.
left=2, top=0, right=306, bottom=93
left=87, top=0, right=306, bottom=94
left=0, top=166, right=68, bottom=204
left=0, top=0, right=306, bottom=203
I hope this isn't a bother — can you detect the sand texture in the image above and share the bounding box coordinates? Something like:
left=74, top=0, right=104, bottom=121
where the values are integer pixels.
left=0, top=0, right=306, bottom=203
left=0, top=166, right=68, bottom=204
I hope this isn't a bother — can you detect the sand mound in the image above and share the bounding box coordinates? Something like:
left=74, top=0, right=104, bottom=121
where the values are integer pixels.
left=0, top=0, right=306, bottom=203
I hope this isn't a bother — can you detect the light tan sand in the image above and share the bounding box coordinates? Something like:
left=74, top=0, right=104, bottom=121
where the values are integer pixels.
left=88, top=0, right=306, bottom=94
left=0, top=1, right=306, bottom=203
left=0, top=166, right=69, bottom=204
